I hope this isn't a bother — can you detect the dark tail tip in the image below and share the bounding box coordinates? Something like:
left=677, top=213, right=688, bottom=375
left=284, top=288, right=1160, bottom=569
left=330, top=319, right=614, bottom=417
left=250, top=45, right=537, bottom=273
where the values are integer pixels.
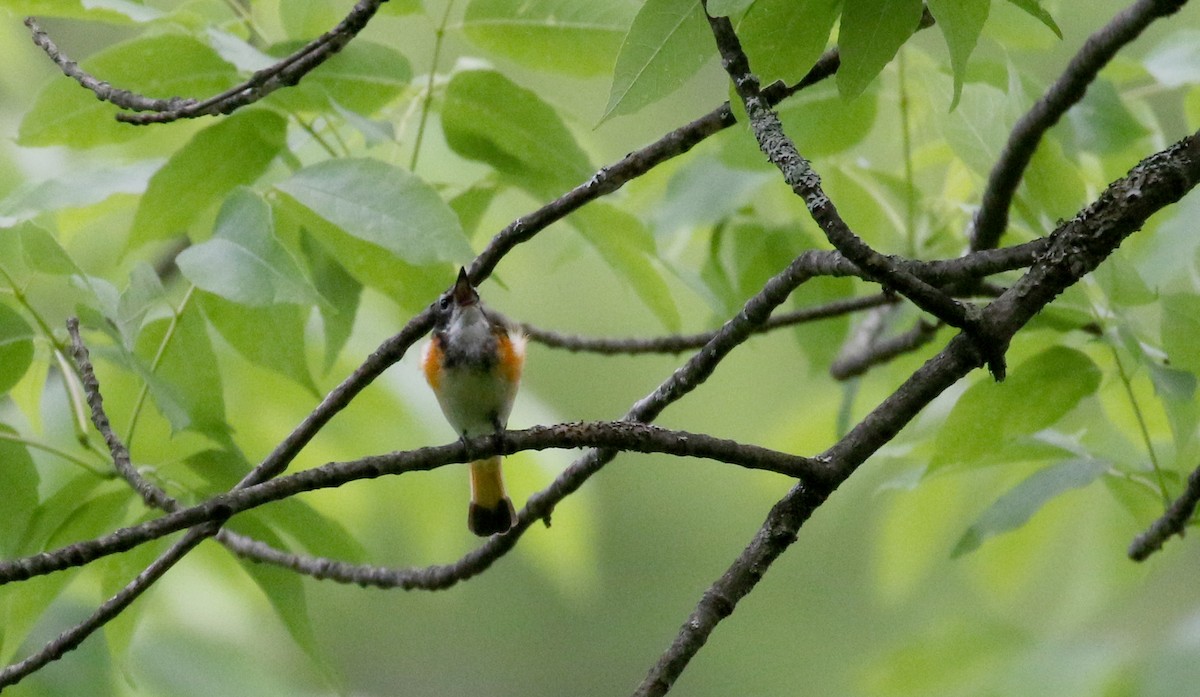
left=468, top=497, right=516, bottom=537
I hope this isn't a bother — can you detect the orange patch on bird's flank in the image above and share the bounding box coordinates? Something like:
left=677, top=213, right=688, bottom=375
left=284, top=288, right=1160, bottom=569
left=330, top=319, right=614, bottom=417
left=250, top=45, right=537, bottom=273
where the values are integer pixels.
left=496, top=332, right=525, bottom=385
left=421, top=338, right=443, bottom=390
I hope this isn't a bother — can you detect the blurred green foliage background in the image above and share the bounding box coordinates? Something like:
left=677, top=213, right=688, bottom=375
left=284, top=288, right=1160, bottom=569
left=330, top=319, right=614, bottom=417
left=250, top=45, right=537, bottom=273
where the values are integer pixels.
left=0, top=0, right=1199, bottom=695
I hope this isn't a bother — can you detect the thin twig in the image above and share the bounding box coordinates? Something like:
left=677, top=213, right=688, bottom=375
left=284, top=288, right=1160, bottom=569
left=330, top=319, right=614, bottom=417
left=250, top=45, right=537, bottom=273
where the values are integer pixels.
left=970, top=0, right=1190, bottom=251
left=0, top=421, right=822, bottom=586
left=1129, top=464, right=1200, bottom=560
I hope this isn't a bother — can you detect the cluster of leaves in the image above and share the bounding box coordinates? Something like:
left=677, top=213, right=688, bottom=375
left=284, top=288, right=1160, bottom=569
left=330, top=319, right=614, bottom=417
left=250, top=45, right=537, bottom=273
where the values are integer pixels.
left=0, top=0, right=1198, bottom=694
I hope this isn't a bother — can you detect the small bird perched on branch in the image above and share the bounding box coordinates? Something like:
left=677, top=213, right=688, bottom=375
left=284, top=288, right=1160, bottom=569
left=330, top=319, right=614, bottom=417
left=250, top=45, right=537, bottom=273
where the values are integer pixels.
left=421, top=268, right=526, bottom=536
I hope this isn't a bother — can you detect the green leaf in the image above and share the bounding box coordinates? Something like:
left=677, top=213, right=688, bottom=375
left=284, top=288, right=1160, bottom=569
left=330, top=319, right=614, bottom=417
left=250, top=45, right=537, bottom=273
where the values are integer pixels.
left=0, top=426, right=38, bottom=557
left=443, top=69, right=594, bottom=195
left=0, top=0, right=162, bottom=22
left=951, top=458, right=1108, bottom=557
left=462, top=0, right=636, bottom=77
left=19, top=222, right=84, bottom=276
left=706, top=0, right=754, bottom=16
left=275, top=158, right=472, bottom=266
left=0, top=161, right=159, bottom=226
left=571, top=204, right=681, bottom=331
left=1162, top=293, right=1200, bottom=376
left=0, top=303, right=35, bottom=395
left=278, top=0, right=345, bottom=37
left=114, top=263, right=169, bottom=350
left=177, top=189, right=321, bottom=307
left=943, top=82, right=1009, bottom=174
left=739, top=0, right=839, bottom=85
left=1066, top=79, right=1150, bottom=154
left=134, top=300, right=230, bottom=441
left=131, top=110, right=288, bottom=245
left=1023, top=136, right=1085, bottom=221
left=299, top=229, right=361, bottom=372
left=601, top=0, right=712, bottom=122
left=837, top=0, right=924, bottom=99
left=1002, top=0, right=1062, bottom=39
left=198, top=293, right=318, bottom=395
left=928, top=0, right=989, bottom=110
left=932, top=347, right=1102, bottom=468
left=267, top=40, right=412, bottom=115
left=20, top=34, right=240, bottom=147
left=1143, top=29, right=1200, bottom=88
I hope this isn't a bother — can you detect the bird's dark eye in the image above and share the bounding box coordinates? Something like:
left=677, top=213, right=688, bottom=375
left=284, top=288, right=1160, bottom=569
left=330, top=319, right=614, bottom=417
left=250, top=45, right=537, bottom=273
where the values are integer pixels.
left=438, top=295, right=452, bottom=311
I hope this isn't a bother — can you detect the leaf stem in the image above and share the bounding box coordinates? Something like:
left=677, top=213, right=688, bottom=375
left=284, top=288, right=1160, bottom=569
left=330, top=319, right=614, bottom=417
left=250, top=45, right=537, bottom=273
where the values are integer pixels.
left=410, top=0, right=455, bottom=172
left=125, top=284, right=197, bottom=448
left=0, top=430, right=110, bottom=477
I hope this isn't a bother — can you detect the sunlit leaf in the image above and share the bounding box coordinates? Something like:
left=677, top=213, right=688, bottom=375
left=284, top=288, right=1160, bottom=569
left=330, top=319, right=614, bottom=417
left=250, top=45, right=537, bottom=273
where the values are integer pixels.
left=266, top=40, right=412, bottom=115
left=1066, top=79, right=1150, bottom=154
left=1002, top=0, right=1062, bottom=38
left=951, top=458, right=1108, bottom=557
left=600, top=0, right=711, bottom=122
left=443, top=69, right=593, bottom=195
left=933, top=347, right=1102, bottom=468
left=0, top=161, right=159, bottom=226
left=0, top=426, right=38, bottom=557
left=0, top=303, right=35, bottom=395
left=131, top=110, right=288, bottom=245
left=19, top=222, right=83, bottom=276
left=462, top=0, right=636, bottom=77
left=928, top=0, right=989, bottom=110
left=739, top=0, right=839, bottom=85
left=199, top=293, right=318, bottom=395
left=177, top=189, right=321, bottom=307
left=837, top=0, right=924, bottom=99
left=275, top=158, right=472, bottom=266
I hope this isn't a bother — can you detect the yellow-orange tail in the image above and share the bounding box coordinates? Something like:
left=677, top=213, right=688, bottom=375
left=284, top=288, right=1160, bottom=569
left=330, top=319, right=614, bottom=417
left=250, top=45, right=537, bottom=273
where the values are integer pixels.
left=468, top=456, right=516, bottom=536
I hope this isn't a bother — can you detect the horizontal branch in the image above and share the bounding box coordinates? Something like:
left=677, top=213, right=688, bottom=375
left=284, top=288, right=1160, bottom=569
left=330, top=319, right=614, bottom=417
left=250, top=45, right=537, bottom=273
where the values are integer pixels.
left=0, top=421, right=820, bottom=586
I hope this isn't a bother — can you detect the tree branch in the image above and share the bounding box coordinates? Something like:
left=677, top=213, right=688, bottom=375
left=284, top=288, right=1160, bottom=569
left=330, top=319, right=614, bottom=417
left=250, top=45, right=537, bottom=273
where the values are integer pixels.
left=24, top=0, right=388, bottom=125
left=969, top=0, right=1189, bottom=251
left=1129, top=463, right=1200, bottom=560
left=634, top=127, right=1200, bottom=695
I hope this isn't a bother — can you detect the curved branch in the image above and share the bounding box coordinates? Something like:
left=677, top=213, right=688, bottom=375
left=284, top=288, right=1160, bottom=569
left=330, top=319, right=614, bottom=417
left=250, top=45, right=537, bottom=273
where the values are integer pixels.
left=969, top=0, right=1190, bottom=251
left=25, top=0, right=388, bottom=125
left=0, top=421, right=821, bottom=585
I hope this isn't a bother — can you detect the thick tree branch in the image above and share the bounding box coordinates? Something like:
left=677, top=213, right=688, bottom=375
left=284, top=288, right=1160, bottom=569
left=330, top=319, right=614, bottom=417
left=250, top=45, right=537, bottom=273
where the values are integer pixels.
left=635, top=128, right=1200, bottom=695
left=969, top=0, right=1189, bottom=251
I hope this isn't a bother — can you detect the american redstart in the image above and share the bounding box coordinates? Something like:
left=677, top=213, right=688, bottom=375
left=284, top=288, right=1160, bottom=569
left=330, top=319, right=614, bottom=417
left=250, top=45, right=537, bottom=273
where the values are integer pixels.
left=421, top=268, right=526, bottom=536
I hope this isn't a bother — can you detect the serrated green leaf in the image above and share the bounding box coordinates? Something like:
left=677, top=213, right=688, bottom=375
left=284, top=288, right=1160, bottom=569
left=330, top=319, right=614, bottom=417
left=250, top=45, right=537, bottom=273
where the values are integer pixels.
left=131, top=110, right=288, bottom=245
left=0, top=161, right=159, bottom=226
left=951, top=458, right=1107, bottom=557
left=0, top=426, right=38, bottom=557
left=177, top=188, right=321, bottom=307
left=739, top=0, right=839, bottom=85
left=299, top=229, right=361, bottom=372
left=572, top=204, right=680, bottom=331
left=837, top=0, right=924, bottom=99
left=0, top=303, right=35, bottom=395
left=199, top=293, right=318, bottom=395
left=933, top=347, right=1102, bottom=468
left=20, top=34, right=240, bottom=147
left=135, top=300, right=230, bottom=441
left=928, top=0, right=989, bottom=110
left=443, top=69, right=594, bottom=195
left=1003, top=0, right=1061, bottom=39
left=462, top=0, right=636, bottom=77
left=601, top=0, right=712, bottom=122
left=275, top=158, right=472, bottom=266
